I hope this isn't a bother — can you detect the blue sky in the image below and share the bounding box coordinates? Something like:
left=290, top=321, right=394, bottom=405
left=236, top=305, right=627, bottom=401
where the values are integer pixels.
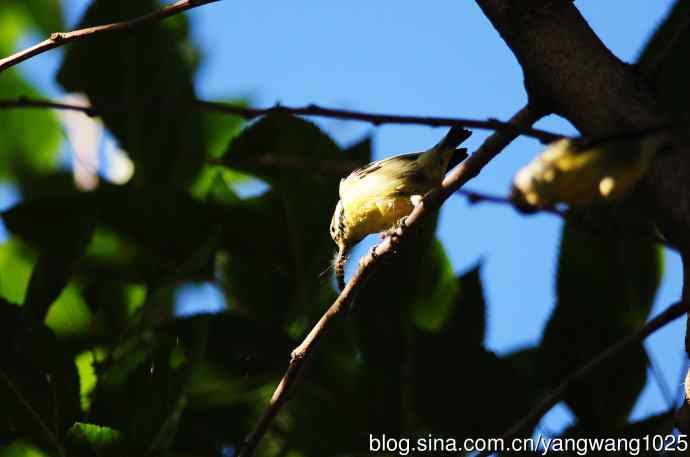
left=8, top=0, right=685, bottom=435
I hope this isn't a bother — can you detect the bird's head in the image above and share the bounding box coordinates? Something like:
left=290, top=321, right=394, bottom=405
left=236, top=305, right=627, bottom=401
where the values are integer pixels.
left=330, top=200, right=347, bottom=251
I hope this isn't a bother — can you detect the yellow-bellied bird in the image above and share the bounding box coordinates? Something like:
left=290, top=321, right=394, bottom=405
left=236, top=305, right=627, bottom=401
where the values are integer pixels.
left=330, top=126, right=471, bottom=290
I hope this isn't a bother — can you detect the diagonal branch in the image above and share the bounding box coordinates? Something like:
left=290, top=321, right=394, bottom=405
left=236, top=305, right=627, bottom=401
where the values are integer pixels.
left=0, top=96, right=562, bottom=142
left=0, top=0, right=221, bottom=73
left=479, top=300, right=690, bottom=457
left=236, top=104, right=548, bottom=457
left=0, top=368, right=65, bottom=457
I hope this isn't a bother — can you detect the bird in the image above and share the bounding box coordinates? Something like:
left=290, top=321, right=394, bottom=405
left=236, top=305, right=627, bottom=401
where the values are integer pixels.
left=511, top=130, right=668, bottom=210
left=330, top=126, right=472, bottom=291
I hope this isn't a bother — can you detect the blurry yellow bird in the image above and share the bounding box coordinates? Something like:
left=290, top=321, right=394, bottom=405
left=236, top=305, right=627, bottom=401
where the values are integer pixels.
left=330, top=126, right=472, bottom=290
left=511, top=131, right=667, bottom=210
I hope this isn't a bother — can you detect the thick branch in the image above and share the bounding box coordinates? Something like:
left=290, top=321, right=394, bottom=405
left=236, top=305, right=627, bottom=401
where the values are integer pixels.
left=0, top=0, right=220, bottom=73
left=236, top=104, right=547, bottom=457
left=478, top=300, right=690, bottom=457
left=475, top=0, right=660, bottom=134
left=475, top=1, right=690, bottom=248
left=0, top=97, right=561, bottom=142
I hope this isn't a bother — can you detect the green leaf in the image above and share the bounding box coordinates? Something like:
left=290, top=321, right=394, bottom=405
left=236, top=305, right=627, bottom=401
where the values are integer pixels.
left=0, top=71, right=62, bottom=182
left=215, top=191, right=295, bottom=324
left=409, top=342, right=535, bottom=440
left=216, top=115, right=377, bottom=325
left=0, top=8, right=28, bottom=52
left=163, top=313, right=293, bottom=452
left=74, top=351, right=100, bottom=413
left=638, top=0, right=690, bottom=120
left=344, top=135, right=375, bottom=165
left=410, top=240, right=459, bottom=332
left=540, top=208, right=662, bottom=429
left=89, top=334, right=186, bottom=447
left=2, top=192, right=94, bottom=320
left=94, top=185, right=219, bottom=277
left=0, top=301, right=80, bottom=453
left=0, top=240, right=34, bottom=305
left=7, top=0, right=64, bottom=35
left=414, top=262, right=486, bottom=343
left=223, top=114, right=348, bottom=272
left=3, top=184, right=219, bottom=283
left=406, top=266, right=534, bottom=439
left=0, top=5, right=63, bottom=183
left=57, top=0, right=205, bottom=184
left=23, top=227, right=94, bottom=321
left=169, top=313, right=294, bottom=383
left=0, top=440, right=50, bottom=457
left=189, top=100, right=251, bottom=198
left=205, top=100, right=247, bottom=160
left=44, top=286, right=94, bottom=338
left=65, top=423, right=123, bottom=457
left=0, top=239, right=94, bottom=338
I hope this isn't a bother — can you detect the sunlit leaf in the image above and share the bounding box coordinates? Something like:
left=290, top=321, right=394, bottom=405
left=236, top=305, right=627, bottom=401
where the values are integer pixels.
left=0, top=71, right=62, bottom=183
left=65, top=422, right=124, bottom=457
left=6, top=0, right=63, bottom=36
left=0, top=440, right=50, bottom=457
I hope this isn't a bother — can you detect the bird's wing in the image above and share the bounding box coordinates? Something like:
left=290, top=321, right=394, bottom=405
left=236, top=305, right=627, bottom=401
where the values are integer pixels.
left=340, top=153, right=418, bottom=198
left=340, top=153, right=429, bottom=216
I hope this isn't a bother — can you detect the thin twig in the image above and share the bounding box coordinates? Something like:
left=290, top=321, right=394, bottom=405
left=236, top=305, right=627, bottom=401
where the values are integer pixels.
left=478, top=300, right=690, bottom=457
left=0, top=97, right=562, bottom=143
left=236, top=104, right=547, bottom=457
left=0, top=0, right=221, bottom=73
left=458, top=188, right=675, bottom=251
left=208, top=154, right=366, bottom=175
left=0, top=368, right=66, bottom=457
left=644, top=349, right=675, bottom=411
left=194, top=101, right=561, bottom=143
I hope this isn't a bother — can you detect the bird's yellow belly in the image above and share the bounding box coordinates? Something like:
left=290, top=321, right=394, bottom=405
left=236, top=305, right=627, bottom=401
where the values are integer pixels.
left=344, top=195, right=414, bottom=243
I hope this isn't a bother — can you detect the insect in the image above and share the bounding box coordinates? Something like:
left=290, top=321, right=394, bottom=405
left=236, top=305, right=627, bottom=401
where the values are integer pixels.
left=330, top=126, right=472, bottom=290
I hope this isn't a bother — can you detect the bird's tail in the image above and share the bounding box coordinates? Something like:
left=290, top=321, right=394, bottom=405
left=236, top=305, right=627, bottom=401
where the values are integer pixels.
left=420, top=126, right=472, bottom=175
left=446, top=148, right=469, bottom=172
left=333, top=247, right=349, bottom=291
left=433, top=126, right=472, bottom=152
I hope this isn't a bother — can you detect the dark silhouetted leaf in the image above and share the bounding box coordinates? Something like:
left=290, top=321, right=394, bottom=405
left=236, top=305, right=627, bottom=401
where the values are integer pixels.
left=0, top=301, right=80, bottom=452
left=638, top=0, right=690, bottom=120
left=57, top=0, right=204, bottom=184
left=410, top=240, right=459, bottom=332
left=89, top=328, right=194, bottom=448
left=3, top=184, right=219, bottom=284
left=407, top=265, right=534, bottom=440
left=23, top=223, right=93, bottom=321
left=219, top=114, right=359, bottom=321
left=540, top=208, right=661, bottom=430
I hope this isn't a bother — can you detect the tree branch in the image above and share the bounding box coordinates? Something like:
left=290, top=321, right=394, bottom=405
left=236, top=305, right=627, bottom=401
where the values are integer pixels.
left=479, top=300, right=690, bottom=457
left=474, top=0, right=690, bottom=428
left=475, top=0, right=660, bottom=134
left=0, top=0, right=221, bottom=73
left=236, top=104, right=547, bottom=457
left=0, top=96, right=562, bottom=142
